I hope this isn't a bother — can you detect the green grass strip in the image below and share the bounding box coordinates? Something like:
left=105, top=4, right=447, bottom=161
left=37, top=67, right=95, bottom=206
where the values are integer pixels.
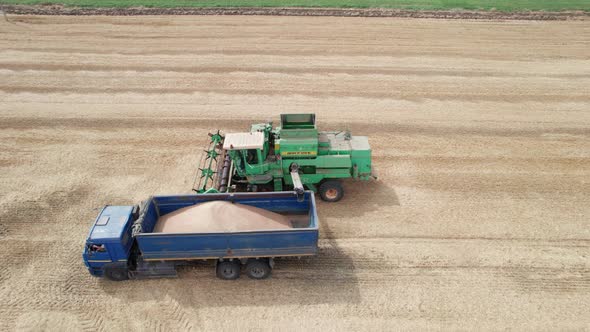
left=1, top=0, right=589, bottom=12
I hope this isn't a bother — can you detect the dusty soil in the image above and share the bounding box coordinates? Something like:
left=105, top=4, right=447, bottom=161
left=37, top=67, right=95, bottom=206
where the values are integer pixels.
left=0, top=15, right=589, bottom=330
left=2, top=4, right=589, bottom=20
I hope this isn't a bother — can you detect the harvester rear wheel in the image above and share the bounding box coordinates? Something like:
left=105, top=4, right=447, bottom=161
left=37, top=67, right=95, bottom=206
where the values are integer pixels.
left=319, top=181, right=344, bottom=202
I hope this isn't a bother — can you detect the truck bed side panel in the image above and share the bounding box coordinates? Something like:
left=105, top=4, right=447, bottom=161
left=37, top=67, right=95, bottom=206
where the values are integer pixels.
left=134, top=192, right=319, bottom=261
left=137, top=229, right=318, bottom=260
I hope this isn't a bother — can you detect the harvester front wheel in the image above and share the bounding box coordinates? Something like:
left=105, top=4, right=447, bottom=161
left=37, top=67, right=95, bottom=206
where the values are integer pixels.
left=319, top=181, right=344, bottom=202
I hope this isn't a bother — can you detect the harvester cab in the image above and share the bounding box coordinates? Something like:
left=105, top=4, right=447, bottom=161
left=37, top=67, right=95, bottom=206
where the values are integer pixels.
left=192, top=113, right=375, bottom=202
left=223, top=131, right=267, bottom=176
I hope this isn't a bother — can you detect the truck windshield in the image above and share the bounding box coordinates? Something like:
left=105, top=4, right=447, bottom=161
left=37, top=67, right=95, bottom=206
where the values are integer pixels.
left=88, top=244, right=106, bottom=253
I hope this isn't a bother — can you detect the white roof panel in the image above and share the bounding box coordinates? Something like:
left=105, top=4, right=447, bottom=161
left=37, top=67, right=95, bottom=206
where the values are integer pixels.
left=350, top=136, right=370, bottom=150
left=223, top=132, right=265, bottom=150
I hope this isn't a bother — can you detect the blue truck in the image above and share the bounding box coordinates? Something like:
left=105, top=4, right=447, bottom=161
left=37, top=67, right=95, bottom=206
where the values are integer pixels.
left=83, top=191, right=319, bottom=281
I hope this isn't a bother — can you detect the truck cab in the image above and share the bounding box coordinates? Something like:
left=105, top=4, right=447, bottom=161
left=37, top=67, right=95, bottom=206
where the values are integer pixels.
left=83, top=205, right=137, bottom=278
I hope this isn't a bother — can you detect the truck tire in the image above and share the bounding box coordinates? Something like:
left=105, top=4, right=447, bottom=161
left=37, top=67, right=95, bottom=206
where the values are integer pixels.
left=319, top=180, right=344, bottom=202
left=104, top=263, right=129, bottom=281
left=245, top=259, right=271, bottom=279
left=216, top=260, right=241, bottom=280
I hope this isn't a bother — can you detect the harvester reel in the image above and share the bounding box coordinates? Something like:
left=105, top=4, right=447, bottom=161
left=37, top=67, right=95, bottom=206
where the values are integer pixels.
left=199, top=168, right=216, bottom=179
left=209, top=130, right=224, bottom=144
left=205, top=149, right=219, bottom=160
left=193, top=130, right=226, bottom=193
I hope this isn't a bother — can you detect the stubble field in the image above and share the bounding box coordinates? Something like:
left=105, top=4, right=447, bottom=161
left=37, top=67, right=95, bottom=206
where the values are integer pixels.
left=0, top=15, right=589, bottom=330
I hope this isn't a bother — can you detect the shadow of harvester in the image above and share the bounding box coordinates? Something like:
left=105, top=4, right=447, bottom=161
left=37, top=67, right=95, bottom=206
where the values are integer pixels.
left=318, top=180, right=399, bottom=220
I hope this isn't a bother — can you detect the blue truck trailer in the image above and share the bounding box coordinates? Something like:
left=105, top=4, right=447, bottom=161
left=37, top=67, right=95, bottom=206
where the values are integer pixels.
left=83, top=191, right=319, bottom=281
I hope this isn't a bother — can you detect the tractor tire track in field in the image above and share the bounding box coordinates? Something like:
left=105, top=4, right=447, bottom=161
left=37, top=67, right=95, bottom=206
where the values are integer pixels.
left=0, top=15, right=589, bottom=330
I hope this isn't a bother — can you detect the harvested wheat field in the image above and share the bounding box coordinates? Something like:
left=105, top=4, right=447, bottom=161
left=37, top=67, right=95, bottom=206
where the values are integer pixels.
left=0, top=14, right=589, bottom=330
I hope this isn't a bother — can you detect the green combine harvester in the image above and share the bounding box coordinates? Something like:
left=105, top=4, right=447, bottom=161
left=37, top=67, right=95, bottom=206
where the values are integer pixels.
left=193, top=114, right=375, bottom=202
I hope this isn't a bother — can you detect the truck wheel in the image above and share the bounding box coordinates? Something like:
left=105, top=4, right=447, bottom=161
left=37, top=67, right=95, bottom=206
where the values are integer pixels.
left=216, top=260, right=241, bottom=280
left=104, top=264, right=129, bottom=281
left=319, top=181, right=344, bottom=202
left=245, top=259, right=271, bottom=279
